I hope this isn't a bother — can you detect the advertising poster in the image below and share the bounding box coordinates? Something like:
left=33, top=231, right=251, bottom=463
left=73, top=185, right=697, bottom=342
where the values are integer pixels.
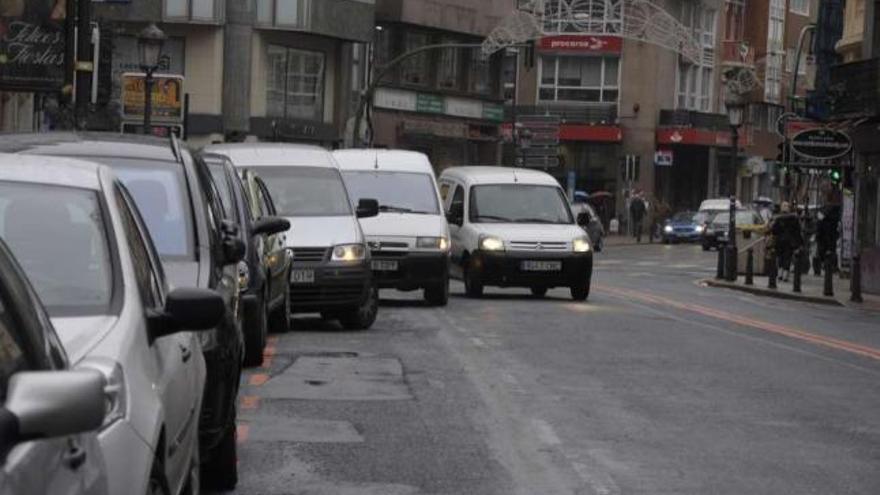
left=0, top=0, right=67, bottom=91
left=122, top=73, right=184, bottom=121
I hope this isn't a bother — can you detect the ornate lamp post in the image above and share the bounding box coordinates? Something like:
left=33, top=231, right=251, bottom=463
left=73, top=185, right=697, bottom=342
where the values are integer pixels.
left=137, top=24, right=167, bottom=136
left=725, top=96, right=745, bottom=281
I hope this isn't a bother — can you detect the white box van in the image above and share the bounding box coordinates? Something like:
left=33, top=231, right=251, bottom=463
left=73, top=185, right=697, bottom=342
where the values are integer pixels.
left=334, top=150, right=450, bottom=306
left=438, top=167, right=594, bottom=301
left=204, top=143, right=381, bottom=329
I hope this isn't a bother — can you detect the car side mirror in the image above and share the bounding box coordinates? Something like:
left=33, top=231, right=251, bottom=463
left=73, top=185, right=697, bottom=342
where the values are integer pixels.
left=576, top=212, right=590, bottom=227
left=222, top=235, right=246, bottom=265
left=220, top=219, right=239, bottom=237
left=252, top=217, right=290, bottom=237
left=446, top=205, right=463, bottom=226
left=356, top=198, right=379, bottom=219
left=1, top=370, right=105, bottom=458
left=149, top=288, right=226, bottom=340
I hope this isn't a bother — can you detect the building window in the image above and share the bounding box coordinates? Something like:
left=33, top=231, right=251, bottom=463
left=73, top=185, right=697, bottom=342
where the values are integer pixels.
left=438, top=38, right=461, bottom=90
left=256, top=0, right=310, bottom=28
left=677, top=63, right=713, bottom=111
left=351, top=43, right=368, bottom=113
left=764, top=54, right=783, bottom=103
left=785, top=48, right=807, bottom=75
left=542, top=0, right=623, bottom=35
left=401, top=31, right=430, bottom=86
left=538, top=55, right=619, bottom=104
left=502, top=49, right=518, bottom=103
left=165, top=0, right=224, bottom=22
left=724, top=0, right=744, bottom=40
left=790, top=0, right=809, bottom=16
left=765, top=0, right=785, bottom=103
left=266, top=46, right=325, bottom=121
left=469, top=49, right=492, bottom=95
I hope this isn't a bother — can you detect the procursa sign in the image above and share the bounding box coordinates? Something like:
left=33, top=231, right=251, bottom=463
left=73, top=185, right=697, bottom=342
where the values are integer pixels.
left=790, top=128, right=853, bottom=161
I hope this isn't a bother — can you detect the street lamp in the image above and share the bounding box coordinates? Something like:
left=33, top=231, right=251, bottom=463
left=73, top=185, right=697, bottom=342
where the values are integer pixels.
left=138, top=23, right=167, bottom=136
left=725, top=99, right=746, bottom=281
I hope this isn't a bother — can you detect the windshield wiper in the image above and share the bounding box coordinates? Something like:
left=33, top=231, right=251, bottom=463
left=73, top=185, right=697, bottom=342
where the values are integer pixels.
left=515, top=218, right=561, bottom=224
left=379, top=205, right=414, bottom=213
left=475, top=215, right=513, bottom=222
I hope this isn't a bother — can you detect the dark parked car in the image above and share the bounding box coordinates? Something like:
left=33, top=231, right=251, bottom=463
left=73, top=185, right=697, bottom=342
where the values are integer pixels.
left=0, top=238, right=108, bottom=495
left=202, top=154, right=291, bottom=367
left=3, top=132, right=247, bottom=491
left=701, top=209, right=767, bottom=251
left=662, top=211, right=704, bottom=243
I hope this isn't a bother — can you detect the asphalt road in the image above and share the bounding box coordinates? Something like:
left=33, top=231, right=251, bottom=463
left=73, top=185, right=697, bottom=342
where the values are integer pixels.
left=225, top=243, right=880, bottom=495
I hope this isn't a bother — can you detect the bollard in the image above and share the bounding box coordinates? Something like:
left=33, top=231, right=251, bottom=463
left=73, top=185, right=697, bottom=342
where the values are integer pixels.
left=851, top=255, right=863, bottom=303
left=823, top=251, right=834, bottom=297
left=725, top=245, right=738, bottom=282
left=767, top=253, right=778, bottom=290
left=792, top=249, right=802, bottom=293
left=745, top=248, right=754, bottom=286
left=716, top=248, right=725, bottom=279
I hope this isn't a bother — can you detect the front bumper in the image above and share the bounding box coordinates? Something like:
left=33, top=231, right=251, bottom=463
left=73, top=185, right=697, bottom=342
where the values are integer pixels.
left=370, top=250, right=449, bottom=290
left=664, top=230, right=702, bottom=242
left=289, top=261, right=372, bottom=312
left=471, top=250, right=593, bottom=288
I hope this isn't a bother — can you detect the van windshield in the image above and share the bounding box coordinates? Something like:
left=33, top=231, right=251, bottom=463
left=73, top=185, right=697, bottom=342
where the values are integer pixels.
left=470, top=184, right=573, bottom=224
left=248, top=166, right=352, bottom=217
left=342, top=171, right=440, bottom=215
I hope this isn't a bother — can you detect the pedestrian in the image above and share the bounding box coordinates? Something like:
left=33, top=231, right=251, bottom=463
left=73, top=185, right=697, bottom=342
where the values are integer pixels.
left=629, top=192, right=647, bottom=243
left=814, top=204, right=841, bottom=275
left=769, top=202, right=802, bottom=282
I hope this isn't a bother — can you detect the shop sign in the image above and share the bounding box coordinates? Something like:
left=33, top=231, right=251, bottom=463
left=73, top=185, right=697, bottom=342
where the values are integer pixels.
left=538, top=35, right=623, bottom=54
left=559, top=124, right=622, bottom=142
left=122, top=73, right=184, bottom=120
left=482, top=103, right=504, bottom=122
left=400, top=119, right=467, bottom=139
left=654, top=150, right=673, bottom=167
left=416, top=93, right=444, bottom=114
left=0, top=2, right=67, bottom=92
left=446, top=97, right=482, bottom=119
left=790, top=128, right=852, bottom=161
left=373, top=87, right=417, bottom=112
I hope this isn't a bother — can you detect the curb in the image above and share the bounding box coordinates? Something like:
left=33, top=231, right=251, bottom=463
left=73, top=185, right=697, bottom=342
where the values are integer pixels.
left=699, top=278, right=845, bottom=307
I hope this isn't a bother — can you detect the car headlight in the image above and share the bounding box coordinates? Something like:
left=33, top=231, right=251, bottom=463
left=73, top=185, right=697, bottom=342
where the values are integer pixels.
left=79, top=358, right=126, bottom=430
left=664, top=225, right=674, bottom=233
left=416, top=237, right=449, bottom=251
left=573, top=237, right=592, bottom=252
left=695, top=225, right=705, bottom=233
left=479, top=236, right=505, bottom=251
left=331, top=243, right=367, bottom=261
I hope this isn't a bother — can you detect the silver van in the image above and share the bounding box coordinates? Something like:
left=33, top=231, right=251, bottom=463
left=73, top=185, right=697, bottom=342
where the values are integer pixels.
left=205, top=144, right=381, bottom=330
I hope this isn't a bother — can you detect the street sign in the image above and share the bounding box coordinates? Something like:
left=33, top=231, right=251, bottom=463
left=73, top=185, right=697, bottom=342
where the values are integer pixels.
left=122, top=73, right=184, bottom=120
left=654, top=150, right=673, bottom=167
left=790, top=128, right=852, bottom=161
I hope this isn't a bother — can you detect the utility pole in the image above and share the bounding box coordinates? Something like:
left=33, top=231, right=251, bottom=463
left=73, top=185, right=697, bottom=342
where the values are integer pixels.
left=74, top=0, right=93, bottom=128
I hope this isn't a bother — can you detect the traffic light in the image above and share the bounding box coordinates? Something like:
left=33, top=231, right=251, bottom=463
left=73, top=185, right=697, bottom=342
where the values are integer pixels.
left=830, top=168, right=842, bottom=184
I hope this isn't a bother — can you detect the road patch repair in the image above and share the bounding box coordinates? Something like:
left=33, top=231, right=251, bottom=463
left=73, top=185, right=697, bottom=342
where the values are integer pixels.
left=257, top=355, right=414, bottom=401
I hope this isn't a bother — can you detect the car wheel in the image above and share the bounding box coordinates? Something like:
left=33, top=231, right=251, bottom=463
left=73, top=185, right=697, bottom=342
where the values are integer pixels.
left=463, top=260, right=483, bottom=298
left=424, top=273, right=450, bottom=306
left=243, top=293, right=268, bottom=368
left=147, top=457, right=171, bottom=495
left=268, top=280, right=291, bottom=333
left=200, top=422, right=238, bottom=491
left=340, top=284, right=379, bottom=330
left=570, top=279, right=591, bottom=301
left=530, top=287, right=548, bottom=297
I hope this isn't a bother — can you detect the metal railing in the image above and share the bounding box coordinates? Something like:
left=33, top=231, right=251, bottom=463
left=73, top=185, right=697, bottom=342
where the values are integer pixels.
left=505, top=104, right=618, bottom=124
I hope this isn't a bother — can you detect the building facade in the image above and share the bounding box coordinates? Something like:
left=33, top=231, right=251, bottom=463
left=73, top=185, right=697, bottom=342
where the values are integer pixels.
left=368, top=0, right=512, bottom=169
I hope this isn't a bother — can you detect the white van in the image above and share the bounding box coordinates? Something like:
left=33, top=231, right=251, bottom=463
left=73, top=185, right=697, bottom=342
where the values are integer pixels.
left=204, top=143, right=381, bottom=329
left=438, top=167, right=594, bottom=301
left=333, top=150, right=450, bottom=306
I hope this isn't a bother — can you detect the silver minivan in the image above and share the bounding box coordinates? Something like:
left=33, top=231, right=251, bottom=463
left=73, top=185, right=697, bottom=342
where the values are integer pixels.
left=205, top=144, right=381, bottom=330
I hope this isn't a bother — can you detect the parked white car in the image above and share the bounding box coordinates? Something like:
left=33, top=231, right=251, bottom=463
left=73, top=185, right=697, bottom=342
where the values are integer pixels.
left=438, top=167, right=594, bottom=300
left=0, top=238, right=108, bottom=495
left=205, top=143, right=381, bottom=329
left=0, top=155, right=225, bottom=495
left=334, top=150, right=451, bottom=305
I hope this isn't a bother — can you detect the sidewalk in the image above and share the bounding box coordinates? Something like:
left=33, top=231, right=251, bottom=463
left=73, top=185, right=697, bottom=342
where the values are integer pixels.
left=702, top=272, right=880, bottom=312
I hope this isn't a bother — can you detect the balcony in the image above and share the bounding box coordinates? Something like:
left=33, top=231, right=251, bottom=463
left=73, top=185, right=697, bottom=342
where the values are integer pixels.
left=829, top=58, right=880, bottom=118
left=720, top=40, right=755, bottom=66
left=659, top=109, right=729, bottom=131
left=506, top=104, right=618, bottom=125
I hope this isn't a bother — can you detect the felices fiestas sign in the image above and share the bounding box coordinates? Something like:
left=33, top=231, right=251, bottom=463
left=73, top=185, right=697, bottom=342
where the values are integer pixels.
left=790, top=128, right=853, bottom=161
left=0, top=1, right=67, bottom=91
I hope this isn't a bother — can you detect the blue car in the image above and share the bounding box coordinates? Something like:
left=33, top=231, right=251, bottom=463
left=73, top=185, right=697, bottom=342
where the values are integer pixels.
left=662, top=211, right=705, bottom=243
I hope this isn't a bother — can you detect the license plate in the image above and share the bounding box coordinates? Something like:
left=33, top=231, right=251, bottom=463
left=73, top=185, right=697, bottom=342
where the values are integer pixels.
left=372, top=260, right=399, bottom=271
left=291, top=269, right=315, bottom=284
left=521, top=260, right=562, bottom=272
